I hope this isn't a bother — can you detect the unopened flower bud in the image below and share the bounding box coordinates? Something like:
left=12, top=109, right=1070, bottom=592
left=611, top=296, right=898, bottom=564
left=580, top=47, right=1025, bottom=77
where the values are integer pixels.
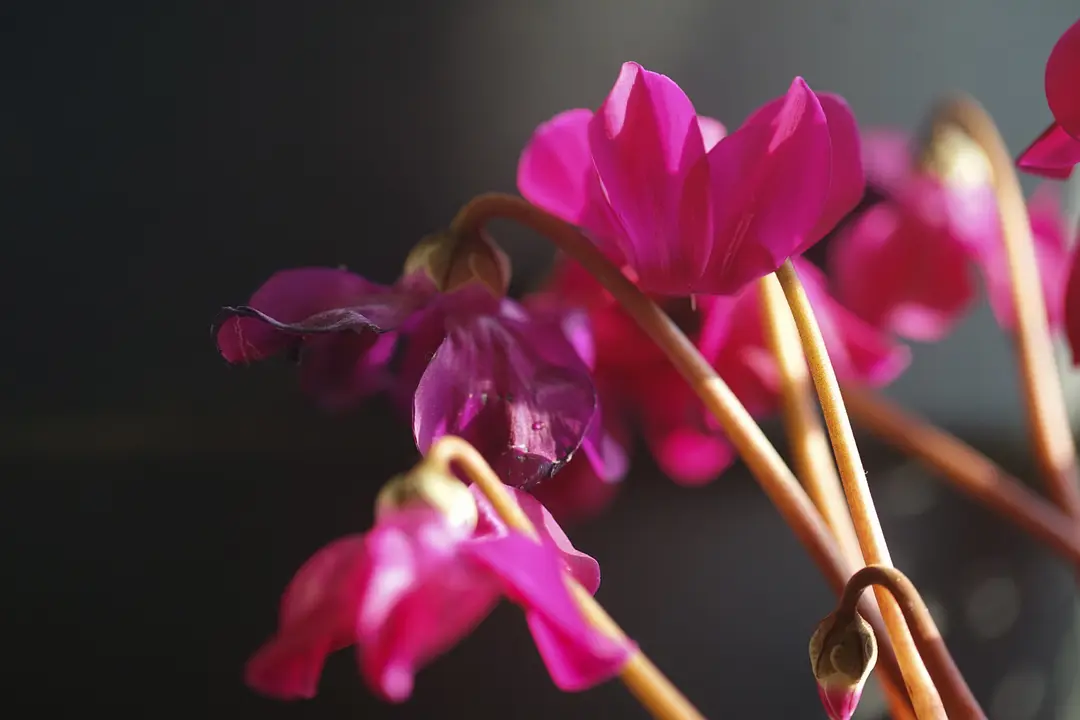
left=403, top=230, right=511, bottom=298
left=375, top=467, right=478, bottom=532
left=808, top=610, right=878, bottom=720
left=917, top=124, right=994, bottom=190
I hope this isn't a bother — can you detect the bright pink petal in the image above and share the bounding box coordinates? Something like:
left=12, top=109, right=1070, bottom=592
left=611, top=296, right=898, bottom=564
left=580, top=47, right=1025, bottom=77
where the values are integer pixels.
left=794, top=258, right=910, bottom=386
left=1017, top=122, right=1080, bottom=179
left=829, top=203, right=976, bottom=342
left=413, top=298, right=598, bottom=489
left=861, top=129, right=913, bottom=194
left=803, top=93, right=865, bottom=250
left=1065, top=245, right=1080, bottom=364
left=245, top=536, right=368, bottom=700
left=517, top=108, right=622, bottom=249
left=818, top=683, right=864, bottom=720
left=975, top=183, right=1071, bottom=332
left=703, top=77, right=832, bottom=295
left=465, top=532, right=632, bottom=691
left=355, top=508, right=501, bottom=702
left=698, top=116, right=728, bottom=151
left=588, top=62, right=712, bottom=295
left=472, top=485, right=602, bottom=594
left=1047, top=19, right=1080, bottom=137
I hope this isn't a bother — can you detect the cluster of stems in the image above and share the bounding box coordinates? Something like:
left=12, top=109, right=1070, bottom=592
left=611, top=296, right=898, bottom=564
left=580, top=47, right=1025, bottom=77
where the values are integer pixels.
left=445, top=94, right=1076, bottom=719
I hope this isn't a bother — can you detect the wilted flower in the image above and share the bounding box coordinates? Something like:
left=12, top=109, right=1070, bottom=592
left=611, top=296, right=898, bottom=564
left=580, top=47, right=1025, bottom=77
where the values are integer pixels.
left=830, top=129, right=1070, bottom=341
left=1018, top=18, right=1080, bottom=178
left=245, top=468, right=630, bottom=702
left=216, top=232, right=598, bottom=488
left=808, top=610, right=879, bottom=720
left=518, top=62, right=864, bottom=297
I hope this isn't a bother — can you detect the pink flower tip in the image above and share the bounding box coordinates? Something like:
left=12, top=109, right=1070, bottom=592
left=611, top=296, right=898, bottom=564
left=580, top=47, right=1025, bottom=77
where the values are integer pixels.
left=816, top=682, right=863, bottom=720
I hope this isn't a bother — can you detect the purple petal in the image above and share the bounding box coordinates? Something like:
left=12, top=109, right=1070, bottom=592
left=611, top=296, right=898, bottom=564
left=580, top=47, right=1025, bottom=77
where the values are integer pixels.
left=413, top=300, right=598, bottom=489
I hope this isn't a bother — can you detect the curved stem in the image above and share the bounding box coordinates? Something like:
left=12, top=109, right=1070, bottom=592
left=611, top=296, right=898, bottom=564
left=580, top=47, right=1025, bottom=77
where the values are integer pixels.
left=759, top=276, right=915, bottom=720
left=843, top=383, right=1080, bottom=568
left=931, top=96, right=1080, bottom=521
left=425, top=436, right=705, bottom=720
left=837, top=566, right=986, bottom=719
left=774, top=261, right=944, bottom=719
left=449, top=192, right=912, bottom=715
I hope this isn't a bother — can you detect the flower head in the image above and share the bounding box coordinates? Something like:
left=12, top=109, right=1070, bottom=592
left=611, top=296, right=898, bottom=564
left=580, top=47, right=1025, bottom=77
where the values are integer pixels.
left=830, top=129, right=1070, bottom=340
left=245, top=468, right=630, bottom=702
left=518, top=62, right=864, bottom=297
left=808, top=610, right=879, bottom=720
left=216, top=233, right=598, bottom=488
left=1018, top=18, right=1080, bottom=178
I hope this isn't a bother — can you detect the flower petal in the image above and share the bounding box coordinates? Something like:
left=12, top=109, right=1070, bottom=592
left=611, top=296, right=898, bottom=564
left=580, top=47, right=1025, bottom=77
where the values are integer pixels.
left=794, top=258, right=910, bottom=386
left=517, top=108, right=622, bottom=247
left=465, top=532, right=632, bottom=691
left=245, top=535, right=369, bottom=700
left=1065, top=246, right=1080, bottom=365
left=697, top=116, right=728, bottom=151
left=413, top=300, right=598, bottom=488
left=829, top=203, right=976, bottom=342
left=703, top=77, right=832, bottom=295
left=588, top=62, right=712, bottom=295
left=1046, top=18, right=1080, bottom=137
left=1017, top=122, right=1080, bottom=179
left=804, top=93, right=866, bottom=251
left=861, top=129, right=914, bottom=195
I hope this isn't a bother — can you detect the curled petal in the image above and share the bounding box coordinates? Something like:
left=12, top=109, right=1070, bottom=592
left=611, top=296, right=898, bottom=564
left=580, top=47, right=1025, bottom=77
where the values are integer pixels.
left=703, top=77, right=832, bottom=295
left=588, top=62, right=712, bottom=295
left=413, top=299, right=598, bottom=489
left=517, top=108, right=622, bottom=247
left=466, top=532, right=632, bottom=690
left=829, top=203, right=975, bottom=342
left=1017, top=122, right=1080, bottom=179
left=1046, top=18, right=1080, bottom=137
left=245, top=536, right=369, bottom=700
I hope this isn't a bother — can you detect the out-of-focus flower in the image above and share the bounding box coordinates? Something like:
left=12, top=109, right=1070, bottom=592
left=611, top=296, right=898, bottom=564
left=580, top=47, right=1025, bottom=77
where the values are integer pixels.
left=216, top=232, right=598, bottom=488
left=808, top=610, right=879, bottom=720
left=1018, top=18, right=1080, bottom=178
left=830, top=130, right=1070, bottom=340
left=246, top=469, right=630, bottom=702
left=518, top=62, right=864, bottom=297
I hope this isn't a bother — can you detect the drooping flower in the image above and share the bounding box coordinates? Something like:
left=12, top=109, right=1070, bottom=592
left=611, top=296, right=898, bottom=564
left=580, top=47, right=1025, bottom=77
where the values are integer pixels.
left=830, top=129, right=1070, bottom=341
left=518, top=61, right=864, bottom=297
left=1018, top=18, right=1080, bottom=178
left=808, top=610, right=879, bottom=720
left=245, top=469, right=630, bottom=702
left=216, top=232, right=598, bottom=488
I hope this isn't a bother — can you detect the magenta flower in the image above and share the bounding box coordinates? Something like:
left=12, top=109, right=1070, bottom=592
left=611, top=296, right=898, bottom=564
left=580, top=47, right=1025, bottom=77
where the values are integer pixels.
left=217, top=250, right=598, bottom=488
left=1018, top=18, right=1080, bottom=178
left=518, top=61, right=864, bottom=297
left=246, top=485, right=630, bottom=702
left=830, top=131, right=1070, bottom=341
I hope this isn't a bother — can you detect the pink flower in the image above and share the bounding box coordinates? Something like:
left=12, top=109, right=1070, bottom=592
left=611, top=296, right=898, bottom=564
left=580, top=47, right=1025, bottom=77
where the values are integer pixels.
left=246, top=487, right=630, bottom=702
left=518, top=62, right=864, bottom=297
left=217, top=264, right=598, bottom=488
left=1018, top=18, right=1080, bottom=178
left=830, top=131, right=1070, bottom=340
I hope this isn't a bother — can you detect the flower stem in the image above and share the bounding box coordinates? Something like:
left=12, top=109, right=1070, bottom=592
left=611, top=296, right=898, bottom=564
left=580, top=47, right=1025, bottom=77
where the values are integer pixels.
left=425, top=435, right=705, bottom=720
left=774, top=259, right=944, bottom=719
left=835, top=566, right=986, bottom=719
left=758, top=276, right=916, bottom=720
left=930, top=96, right=1080, bottom=522
left=843, top=383, right=1080, bottom=568
left=450, top=192, right=913, bottom=715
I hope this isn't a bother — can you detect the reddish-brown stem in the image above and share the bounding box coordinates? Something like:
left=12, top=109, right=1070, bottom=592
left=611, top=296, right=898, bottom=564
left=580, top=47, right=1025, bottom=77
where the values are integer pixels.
left=930, top=96, right=1080, bottom=522
left=424, top=436, right=704, bottom=720
left=844, top=384, right=1080, bottom=567
left=775, top=261, right=945, bottom=719
left=449, top=193, right=913, bottom=715
left=836, top=566, right=986, bottom=719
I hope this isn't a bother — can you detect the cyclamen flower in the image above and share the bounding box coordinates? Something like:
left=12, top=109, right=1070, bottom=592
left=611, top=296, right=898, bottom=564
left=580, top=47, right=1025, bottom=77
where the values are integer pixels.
left=1018, top=18, right=1080, bottom=178
left=216, top=234, right=598, bottom=488
left=246, top=478, right=630, bottom=701
left=518, top=61, right=864, bottom=297
left=539, top=257, right=906, bottom=486
left=830, top=130, right=1071, bottom=341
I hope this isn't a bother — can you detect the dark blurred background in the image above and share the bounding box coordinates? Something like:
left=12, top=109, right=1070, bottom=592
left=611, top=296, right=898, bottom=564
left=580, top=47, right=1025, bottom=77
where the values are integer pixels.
left=5, top=2, right=1080, bottom=718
